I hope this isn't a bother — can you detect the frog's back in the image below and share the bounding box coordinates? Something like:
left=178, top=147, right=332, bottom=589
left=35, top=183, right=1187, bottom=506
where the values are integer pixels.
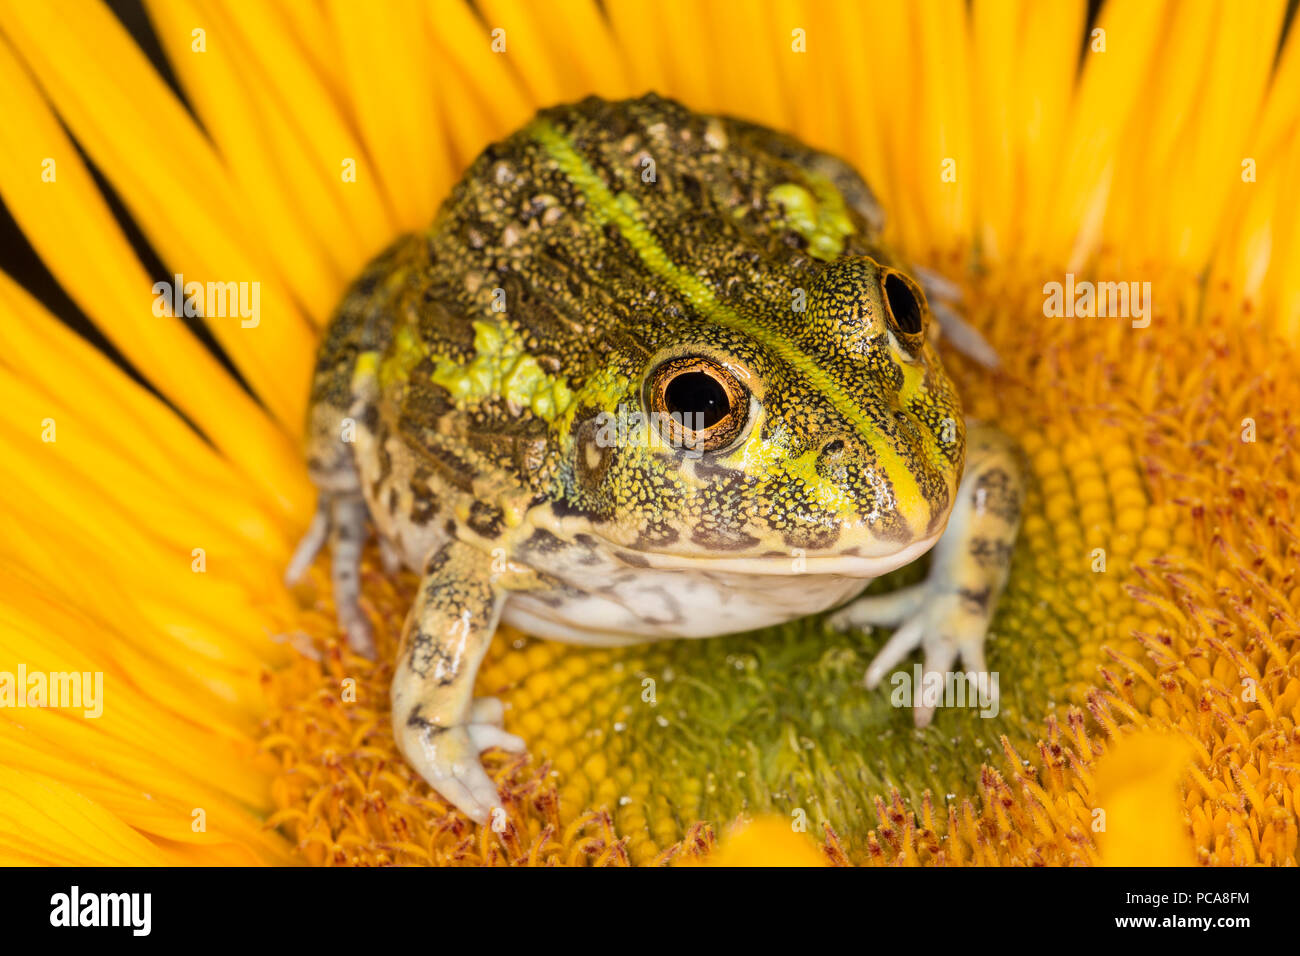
left=400, top=98, right=884, bottom=458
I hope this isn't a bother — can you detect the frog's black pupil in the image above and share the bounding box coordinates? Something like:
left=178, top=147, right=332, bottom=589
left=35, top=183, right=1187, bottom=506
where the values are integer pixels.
left=665, top=372, right=729, bottom=428
left=884, top=273, right=923, bottom=334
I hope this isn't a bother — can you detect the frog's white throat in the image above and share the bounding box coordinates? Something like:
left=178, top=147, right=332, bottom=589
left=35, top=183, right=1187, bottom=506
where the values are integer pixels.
left=499, top=529, right=942, bottom=645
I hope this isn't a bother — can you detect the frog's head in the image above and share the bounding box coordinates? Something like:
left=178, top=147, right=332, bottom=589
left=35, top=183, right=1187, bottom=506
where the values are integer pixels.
left=561, top=256, right=965, bottom=576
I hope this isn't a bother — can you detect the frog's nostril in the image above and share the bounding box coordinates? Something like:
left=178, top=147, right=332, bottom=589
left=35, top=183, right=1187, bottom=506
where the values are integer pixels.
left=816, top=438, right=849, bottom=478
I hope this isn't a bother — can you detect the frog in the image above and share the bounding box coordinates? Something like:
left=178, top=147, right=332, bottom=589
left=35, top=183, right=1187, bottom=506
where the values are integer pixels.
left=286, top=93, right=1023, bottom=824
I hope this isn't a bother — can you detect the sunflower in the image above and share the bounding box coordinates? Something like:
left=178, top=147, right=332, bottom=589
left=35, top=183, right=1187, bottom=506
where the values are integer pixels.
left=1, top=0, right=1297, bottom=868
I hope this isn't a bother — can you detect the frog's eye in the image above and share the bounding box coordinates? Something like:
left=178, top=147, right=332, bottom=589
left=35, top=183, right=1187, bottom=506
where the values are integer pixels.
left=882, top=271, right=925, bottom=338
left=646, top=357, right=749, bottom=453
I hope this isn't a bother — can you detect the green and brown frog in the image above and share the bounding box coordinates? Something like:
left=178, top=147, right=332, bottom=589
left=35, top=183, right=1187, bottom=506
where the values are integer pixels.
left=287, top=94, right=1022, bottom=823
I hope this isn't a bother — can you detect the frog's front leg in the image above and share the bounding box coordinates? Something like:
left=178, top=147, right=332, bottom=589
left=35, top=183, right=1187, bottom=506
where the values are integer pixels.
left=391, top=540, right=526, bottom=823
left=831, top=424, right=1023, bottom=726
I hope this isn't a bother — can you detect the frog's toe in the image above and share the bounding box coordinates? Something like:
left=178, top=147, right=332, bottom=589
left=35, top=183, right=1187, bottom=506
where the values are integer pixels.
left=912, top=265, right=964, bottom=303
left=931, top=299, right=1000, bottom=369
left=915, top=632, right=998, bottom=727
left=341, top=615, right=374, bottom=659
left=430, top=761, right=500, bottom=825
left=284, top=493, right=378, bottom=657
left=284, top=502, right=330, bottom=586
left=399, top=722, right=521, bottom=824
left=829, top=583, right=928, bottom=630
left=468, top=696, right=507, bottom=727
left=912, top=265, right=999, bottom=369
left=467, top=722, right=526, bottom=754
left=858, top=591, right=996, bottom=727
left=861, top=614, right=927, bottom=689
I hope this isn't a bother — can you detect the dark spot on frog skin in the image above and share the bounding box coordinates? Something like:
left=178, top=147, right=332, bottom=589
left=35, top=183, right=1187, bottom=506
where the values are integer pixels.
left=406, top=707, right=445, bottom=732
left=690, top=524, right=759, bottom=551
left=520, top=528, right=600, bottom=566
left=692, top=460, right=746, bottom=484
left=467, top=501, right=505, bottom=539
left=409, top=630, right=461, bottom=683
left=422, top=446, right=477, bottom=495
left=373, top=434, right=392, bottom=489
left=574, top=416, right=613, bottom=490
left=968, top=536, right=1013, bottom=568
left=525, top=591, right=567, bottom=609
left=676, top=172, right=704, bottom=204
left=958, top=586, right=992, bottom=613
left=548, top=495, right=613, bottom=524
left=410, top=494, right=438, bottom=526
left=782, top=522, right=841, bottom=551
left=407, top=466, right=439, bottom=525
left=629, top=585, right=685, bottom=626
left=973, top=467, right=1022, bottom=523
left=523, top=528, right=567, bottom=554
left=616, top=550, right=650, bottom=568
left=633, top=522, right=679, bottom=549
left=921, top=479, right=953, bottom=538
left=422, top=551, right=448, bottom=579
left=515, top=435, right=550, bottom=475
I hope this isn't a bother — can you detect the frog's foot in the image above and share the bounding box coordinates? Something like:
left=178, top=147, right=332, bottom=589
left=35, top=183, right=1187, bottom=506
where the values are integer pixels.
left=285, top=493, right=375, bottom=658
left=831, top=583, right=994, bottom=727
left=397, top=698, right=526, bottom=823
left=831, top=424, right=1023, bottom=726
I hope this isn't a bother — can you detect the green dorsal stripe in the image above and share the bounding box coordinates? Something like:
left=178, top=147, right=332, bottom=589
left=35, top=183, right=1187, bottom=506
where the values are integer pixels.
left=529, top=118, right=928, bottom=513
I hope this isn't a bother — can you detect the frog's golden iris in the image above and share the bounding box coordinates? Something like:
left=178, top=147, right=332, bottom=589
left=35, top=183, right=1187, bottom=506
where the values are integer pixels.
left=644, top=355, right=750, bottom=453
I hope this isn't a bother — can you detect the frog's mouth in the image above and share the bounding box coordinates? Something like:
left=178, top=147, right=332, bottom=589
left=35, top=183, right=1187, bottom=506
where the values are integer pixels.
left=602, top=528, right=944, bottom=578
left=531, top=504, right=945, bottom=579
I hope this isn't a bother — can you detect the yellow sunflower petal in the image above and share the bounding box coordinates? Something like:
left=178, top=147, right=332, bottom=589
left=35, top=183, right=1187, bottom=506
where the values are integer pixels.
left=324, top=0, right=451, bottom=233
left=142, top=0, right=349, bottom=323
left=702, top=817, right=827, bottom=867
left=0, top=42, right=308, bottom=515
left=1094, top=731, right=1197, bottom=866
left=0, top=0, right=315, bottom=428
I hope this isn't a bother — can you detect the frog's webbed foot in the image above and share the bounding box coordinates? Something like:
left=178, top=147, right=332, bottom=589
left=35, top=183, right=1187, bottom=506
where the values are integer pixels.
left=831, top=583, right=994, bottom=727
left=391, top=542, right=523, bottom=823
left=831, top=424, right=1023, bottom=726
left=285, top=493, right=375, bottom=658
